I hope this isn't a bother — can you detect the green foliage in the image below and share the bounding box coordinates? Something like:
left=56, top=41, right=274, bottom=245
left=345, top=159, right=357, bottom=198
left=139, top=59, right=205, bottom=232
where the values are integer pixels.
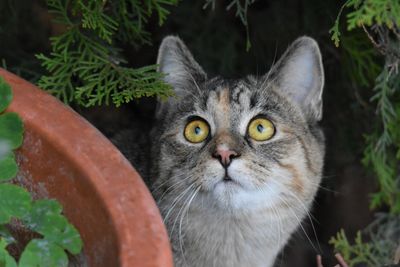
left=19, top=239, right=68, bottom=267
left=345, top=0, right=400, bottom=30
left=0, top=77, right=22, bottom=182
left=365, top=58, right=400, bottom=213
left=330, top=3, right=346, bottom=47
left=0, top=184, right=31, bottom=224
left=330, top=0, right=400, bottom=265
left=25, top=200, right=82, bottom=255
left=0, top=154, right=18, bottom=183
left=0, top=77, right=83, bottom=266
left=330, top=229, right=379, bottom=267
left=330, top=214, right=400, bottom=266
left=38, top=0, right=178, bottom=107
left=363, top=61, right=400, bottom=213
left=330, top=0, right=400, bottom=46
left=331, top=0, right=400, bottom=214
left=0, top=113, right=23, bottom=150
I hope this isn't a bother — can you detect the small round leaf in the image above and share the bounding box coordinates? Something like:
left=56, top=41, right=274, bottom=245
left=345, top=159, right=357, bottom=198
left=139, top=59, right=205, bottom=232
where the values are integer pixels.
left=24, top=200, right=83, bottom=255
left=0, top=113, right=23, bottom=149
left=18, top=239, right=68, bottom=267
left=0, top=153, right=18, bottom=182
left=0, top=184, right=31, bottom=224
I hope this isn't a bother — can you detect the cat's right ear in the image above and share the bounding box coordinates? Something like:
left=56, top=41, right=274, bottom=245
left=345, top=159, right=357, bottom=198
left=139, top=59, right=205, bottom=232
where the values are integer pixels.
left=268, top=37, right=324, bottom=122
left=157, top=36, right=207, bottom=97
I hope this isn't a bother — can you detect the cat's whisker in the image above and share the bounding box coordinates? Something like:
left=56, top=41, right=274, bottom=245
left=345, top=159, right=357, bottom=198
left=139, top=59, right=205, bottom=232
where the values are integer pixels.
left=171, top=184, right=198, bottom=235
left=260, top=179, right=319, bottom=253
left=153, top=173, right=193, bottom=197
left=160, top=173, right=195, bottom=196
left=315, top=184, right=337, bottom=194
left=279, top=195, right=319, bottom=253
left=170, top=187, right=194, bottom=240
left=278, top=181, right=319, bottom=223
left=321, top=174, right=336, bottom=180
left=283, top=189, right=322, bottom=253
left=163, top=183, right=196, bottom=223
left=157, top=182, right=188, bottom=203
left=266, top=179, right=322, bottom=255
left=256, top=183, right=287, bottom=257
left=264, top=174, right=320, bottom=223
left=282, top=178, right=332, bottom=215
left=272, top=205, right=285, bottom=267
left=274, top=204, right=284, bottom=254
left=178, top=185, right=201, bottom=267
left=154, top=171, right=198, bottom=200
left=152, top=178, right=177, bottom=194
left=298, top=178, right=337, bottom=194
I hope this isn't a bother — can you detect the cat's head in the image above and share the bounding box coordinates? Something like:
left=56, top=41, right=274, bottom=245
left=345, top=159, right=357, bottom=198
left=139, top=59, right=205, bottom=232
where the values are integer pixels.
left=153, top=36, right=325, bottom=213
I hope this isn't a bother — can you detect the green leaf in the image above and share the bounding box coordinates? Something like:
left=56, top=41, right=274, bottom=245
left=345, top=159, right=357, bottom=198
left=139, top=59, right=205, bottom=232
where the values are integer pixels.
left=0, top=77, right=12, bottom=114
left=0, top=184, right=31, bottom=224
left=24, top=200, right=83, bottom=255
left=0, top=113, right=23, bottom=149
left=0, top=153, right=18, bottom=182
left=19, top=239, right=68, bottom=267
left=47, top=221, right=82, bottom=255
left=329, top=23, right=341, bottom=47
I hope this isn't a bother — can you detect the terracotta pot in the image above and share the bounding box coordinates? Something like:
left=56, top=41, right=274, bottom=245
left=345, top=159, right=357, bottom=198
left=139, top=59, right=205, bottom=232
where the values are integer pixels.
left=1, top=68, right=173, bottom=267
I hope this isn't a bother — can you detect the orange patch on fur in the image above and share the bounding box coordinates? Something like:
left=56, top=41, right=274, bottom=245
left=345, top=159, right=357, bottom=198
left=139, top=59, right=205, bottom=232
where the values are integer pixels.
left=215, top=88, right=230, bottom=128
left=218, top=88, right=230, bottom=111
left=280, top=163, right=304, bottom=194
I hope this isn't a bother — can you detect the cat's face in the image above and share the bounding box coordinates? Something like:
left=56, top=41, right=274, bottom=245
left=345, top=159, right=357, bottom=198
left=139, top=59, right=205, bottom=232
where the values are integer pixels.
left=153, top=36, right=325, bottom=213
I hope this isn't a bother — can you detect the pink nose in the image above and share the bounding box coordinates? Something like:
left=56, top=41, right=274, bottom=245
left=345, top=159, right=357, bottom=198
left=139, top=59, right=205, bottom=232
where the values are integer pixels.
left=212, top=148, right=240, bottom=167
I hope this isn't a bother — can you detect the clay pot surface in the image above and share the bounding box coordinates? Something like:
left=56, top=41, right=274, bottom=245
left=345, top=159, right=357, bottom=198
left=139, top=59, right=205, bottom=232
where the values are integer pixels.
left=1, top=68, right=173, bottom=267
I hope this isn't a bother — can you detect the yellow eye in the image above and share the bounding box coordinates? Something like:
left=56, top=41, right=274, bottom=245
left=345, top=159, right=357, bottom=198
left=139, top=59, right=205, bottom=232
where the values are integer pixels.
left=184, top=119, right=210, bottom=143
left=248, top=118, right=275, bottom=141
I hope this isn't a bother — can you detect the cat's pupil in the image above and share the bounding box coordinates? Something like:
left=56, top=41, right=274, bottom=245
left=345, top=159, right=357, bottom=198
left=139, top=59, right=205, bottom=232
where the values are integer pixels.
left=195, top=126, right=201, bottom=135
left=257, top=124, right=264, bottom=133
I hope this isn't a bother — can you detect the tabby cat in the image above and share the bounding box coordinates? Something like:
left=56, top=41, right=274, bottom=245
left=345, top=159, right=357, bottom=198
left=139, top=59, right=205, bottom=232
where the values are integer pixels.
left=115, top=36, right=325, bottom=267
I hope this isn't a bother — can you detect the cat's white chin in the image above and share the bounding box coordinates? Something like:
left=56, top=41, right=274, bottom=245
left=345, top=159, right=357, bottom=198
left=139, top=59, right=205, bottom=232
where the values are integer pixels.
left=211, top=178, right=283, bottom=211
left=202, top=160, right=288, bottom=211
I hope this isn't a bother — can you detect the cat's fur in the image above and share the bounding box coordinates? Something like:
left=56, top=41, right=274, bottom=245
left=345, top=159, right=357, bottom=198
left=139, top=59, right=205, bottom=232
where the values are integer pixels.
left=114, top=36, right=325, bottom=267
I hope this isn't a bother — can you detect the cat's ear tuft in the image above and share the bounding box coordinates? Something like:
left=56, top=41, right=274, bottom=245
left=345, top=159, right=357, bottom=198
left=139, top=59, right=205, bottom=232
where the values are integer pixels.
left=157, top=36, right=206, bottom=96
left=271, top=36, right=324, bottom=121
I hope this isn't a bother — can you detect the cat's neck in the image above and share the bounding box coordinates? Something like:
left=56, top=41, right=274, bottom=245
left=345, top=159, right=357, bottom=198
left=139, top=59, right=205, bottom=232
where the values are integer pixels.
left=167, top=202, right=301, bottom=267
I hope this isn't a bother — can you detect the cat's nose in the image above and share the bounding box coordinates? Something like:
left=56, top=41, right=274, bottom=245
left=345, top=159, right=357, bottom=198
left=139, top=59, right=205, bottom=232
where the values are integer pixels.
left=212, top=147, right=240, bottom=167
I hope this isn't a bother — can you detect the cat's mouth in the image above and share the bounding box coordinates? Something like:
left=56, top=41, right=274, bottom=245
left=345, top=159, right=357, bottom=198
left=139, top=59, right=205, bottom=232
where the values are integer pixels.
left=223, top=174, right=234, bottom=182
left=216, top=174, right=242, bottom=187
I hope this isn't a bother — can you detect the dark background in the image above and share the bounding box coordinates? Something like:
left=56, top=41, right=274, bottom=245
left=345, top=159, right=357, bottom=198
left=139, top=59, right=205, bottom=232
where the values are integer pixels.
left=0, top=1, right=379, bottom=266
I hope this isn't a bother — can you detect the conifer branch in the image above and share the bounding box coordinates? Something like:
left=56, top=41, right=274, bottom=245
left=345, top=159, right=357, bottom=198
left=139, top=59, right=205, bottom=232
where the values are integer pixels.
left=38, top=0, right=178, bottom=107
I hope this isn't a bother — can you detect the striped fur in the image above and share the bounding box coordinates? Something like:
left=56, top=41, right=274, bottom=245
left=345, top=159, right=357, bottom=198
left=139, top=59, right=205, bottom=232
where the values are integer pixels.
left=120, top=36, right=325, bottom=267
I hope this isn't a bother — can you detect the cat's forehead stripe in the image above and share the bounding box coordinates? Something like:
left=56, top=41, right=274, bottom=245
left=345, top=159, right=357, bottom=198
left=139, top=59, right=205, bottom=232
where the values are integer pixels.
left=218, top=88, right=230, bottom=111
left=216, top=88, right=230, bottom=129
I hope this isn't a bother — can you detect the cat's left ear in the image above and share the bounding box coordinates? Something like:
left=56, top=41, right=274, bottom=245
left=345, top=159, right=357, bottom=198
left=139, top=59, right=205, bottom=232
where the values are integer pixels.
left=157, top=36, right=207, bottom=97
left=270, top=36, right=324, bottom=121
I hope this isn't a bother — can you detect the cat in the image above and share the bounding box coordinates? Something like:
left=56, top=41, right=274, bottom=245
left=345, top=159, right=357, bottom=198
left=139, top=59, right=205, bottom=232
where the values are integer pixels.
left=114, top=35, right=325, bottom=267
